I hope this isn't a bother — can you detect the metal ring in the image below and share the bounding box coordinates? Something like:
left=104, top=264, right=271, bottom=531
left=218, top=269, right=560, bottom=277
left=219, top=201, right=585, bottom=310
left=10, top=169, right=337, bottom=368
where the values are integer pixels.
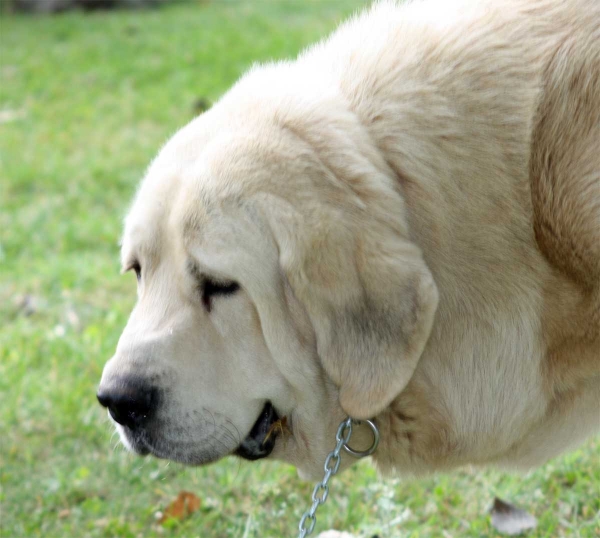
left=342, top=419, right=380, bottom=458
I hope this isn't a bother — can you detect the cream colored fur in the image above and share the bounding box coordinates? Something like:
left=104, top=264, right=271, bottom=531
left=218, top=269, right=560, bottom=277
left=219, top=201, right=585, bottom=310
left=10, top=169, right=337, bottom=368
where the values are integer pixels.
left=99, top=0, right=600, bottom=479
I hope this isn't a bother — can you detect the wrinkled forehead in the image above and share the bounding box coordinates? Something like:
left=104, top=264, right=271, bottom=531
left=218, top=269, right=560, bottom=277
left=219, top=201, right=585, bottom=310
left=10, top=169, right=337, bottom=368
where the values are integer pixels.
left=119, top=136, right=254, bottom=269
left=119, top=113, right=314, bottom=270
left=120, top=165, right=210, bottom=270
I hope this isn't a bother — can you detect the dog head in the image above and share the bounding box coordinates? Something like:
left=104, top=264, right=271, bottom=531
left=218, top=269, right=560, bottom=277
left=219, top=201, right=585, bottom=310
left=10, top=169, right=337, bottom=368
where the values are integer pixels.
left=97, top=65, right=438, bottom=478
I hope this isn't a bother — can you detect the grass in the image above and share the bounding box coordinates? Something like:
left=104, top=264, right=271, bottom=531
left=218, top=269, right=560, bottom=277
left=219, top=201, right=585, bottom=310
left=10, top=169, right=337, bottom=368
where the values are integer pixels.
left=1, top=1, right=599, bottom=537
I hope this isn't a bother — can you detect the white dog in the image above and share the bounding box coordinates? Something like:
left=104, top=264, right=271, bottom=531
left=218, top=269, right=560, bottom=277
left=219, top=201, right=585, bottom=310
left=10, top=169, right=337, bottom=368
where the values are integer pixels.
left=98, top=0, right=599, bottom=480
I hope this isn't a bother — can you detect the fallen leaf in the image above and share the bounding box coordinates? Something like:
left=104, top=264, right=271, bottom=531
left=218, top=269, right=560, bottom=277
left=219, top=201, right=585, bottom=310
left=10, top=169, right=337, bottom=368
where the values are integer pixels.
left=158, top=491, right=201, bottom=524
left=490, top=497, right=537, bottom=535
left=13, top=294, right=41, bottom=316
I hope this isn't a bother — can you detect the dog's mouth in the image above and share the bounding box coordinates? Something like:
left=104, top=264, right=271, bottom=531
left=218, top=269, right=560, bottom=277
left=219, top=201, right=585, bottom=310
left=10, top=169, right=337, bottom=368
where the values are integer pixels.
left=118, top=402, right=286, bottom=464
left=235, top=402, right=280, bottom=461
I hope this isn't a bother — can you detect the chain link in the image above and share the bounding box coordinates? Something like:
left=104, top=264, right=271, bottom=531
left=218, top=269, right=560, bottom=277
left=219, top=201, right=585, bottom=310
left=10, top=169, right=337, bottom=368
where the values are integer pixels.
left=297, top=417, right=379, bottom=538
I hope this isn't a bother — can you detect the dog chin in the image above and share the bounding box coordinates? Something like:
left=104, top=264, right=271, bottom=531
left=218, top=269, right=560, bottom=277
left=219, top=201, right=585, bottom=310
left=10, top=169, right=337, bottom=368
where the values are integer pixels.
left=115, top=404, right=284, bottom=465
left=117, top=425, right=239, bottom=465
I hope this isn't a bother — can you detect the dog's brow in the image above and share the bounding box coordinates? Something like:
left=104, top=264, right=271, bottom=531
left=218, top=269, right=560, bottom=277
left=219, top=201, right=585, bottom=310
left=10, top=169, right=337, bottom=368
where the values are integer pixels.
left=186, top=259, right=203, bottom=282
left=121, top=250, right=137, bottom=273
left=121, top=258, right=138, bottom=274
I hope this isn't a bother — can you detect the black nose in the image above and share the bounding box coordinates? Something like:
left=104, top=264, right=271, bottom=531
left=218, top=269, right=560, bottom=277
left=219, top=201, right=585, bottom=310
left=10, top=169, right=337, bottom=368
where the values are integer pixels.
left=97, top=381, right=158, bottom=429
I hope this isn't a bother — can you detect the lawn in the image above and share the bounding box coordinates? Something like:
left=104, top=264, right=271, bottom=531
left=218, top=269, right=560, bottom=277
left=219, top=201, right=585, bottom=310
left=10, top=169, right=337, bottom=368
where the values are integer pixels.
left=1, top=1, right=599, bottom=537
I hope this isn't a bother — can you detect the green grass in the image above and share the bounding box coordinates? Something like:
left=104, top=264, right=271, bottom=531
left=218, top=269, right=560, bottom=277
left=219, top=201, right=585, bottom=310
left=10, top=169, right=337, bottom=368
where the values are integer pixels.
left=1, top=2, right=599, bottom=537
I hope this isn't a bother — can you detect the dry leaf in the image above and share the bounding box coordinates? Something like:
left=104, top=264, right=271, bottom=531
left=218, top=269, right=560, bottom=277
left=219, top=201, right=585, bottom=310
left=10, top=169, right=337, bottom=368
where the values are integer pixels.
left=159, top=491, right=201, bottom=524
left=490, top=497, right=537, bottom=535
left=263, top=416, right=292, bottom=446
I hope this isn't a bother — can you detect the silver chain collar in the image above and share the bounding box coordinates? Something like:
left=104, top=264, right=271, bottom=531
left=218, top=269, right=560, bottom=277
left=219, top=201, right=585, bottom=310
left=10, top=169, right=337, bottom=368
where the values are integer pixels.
left=297, top=417, right=380, bottom=538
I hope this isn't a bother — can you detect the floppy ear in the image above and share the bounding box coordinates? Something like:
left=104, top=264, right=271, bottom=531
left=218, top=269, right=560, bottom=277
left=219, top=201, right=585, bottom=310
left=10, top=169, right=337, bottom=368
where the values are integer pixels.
left=255, top=165, right=438, bottom=420
left=305, top=220, right=438, bottom=419
left=247, top=100, right=438, bottom=419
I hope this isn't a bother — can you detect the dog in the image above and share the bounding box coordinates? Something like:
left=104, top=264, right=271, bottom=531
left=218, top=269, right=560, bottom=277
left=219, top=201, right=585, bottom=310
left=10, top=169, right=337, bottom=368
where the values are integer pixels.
left=97, top=0, right=599, bottom=480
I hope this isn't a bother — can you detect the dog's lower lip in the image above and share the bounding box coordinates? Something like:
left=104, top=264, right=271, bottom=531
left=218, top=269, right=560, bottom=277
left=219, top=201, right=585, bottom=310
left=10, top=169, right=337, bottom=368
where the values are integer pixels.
left=123, top=427, right=151, bottom=456
left=137, top=445, right=150, bottom=456
left=235, top=402, right=279, bottom=461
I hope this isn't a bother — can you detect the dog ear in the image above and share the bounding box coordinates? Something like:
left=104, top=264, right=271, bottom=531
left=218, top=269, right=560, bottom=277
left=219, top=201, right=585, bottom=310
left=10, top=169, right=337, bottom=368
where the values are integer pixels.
left=256, top=175, right=438, bottom=420
left=248, top=102, right=439, bottom=419
left=305, top=221, right=438, bottom=419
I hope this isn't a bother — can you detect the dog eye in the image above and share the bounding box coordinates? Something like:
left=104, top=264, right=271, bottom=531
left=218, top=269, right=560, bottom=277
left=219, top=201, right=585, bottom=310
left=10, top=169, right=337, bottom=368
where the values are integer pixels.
left=130, top=261, right=141, bottom=281
left=201, top=278, right=239, bottom=312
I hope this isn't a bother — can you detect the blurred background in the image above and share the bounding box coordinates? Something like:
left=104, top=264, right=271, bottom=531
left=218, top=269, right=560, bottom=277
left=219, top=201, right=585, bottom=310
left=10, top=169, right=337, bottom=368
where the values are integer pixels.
left=1, top=1, right=598, bottom=537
